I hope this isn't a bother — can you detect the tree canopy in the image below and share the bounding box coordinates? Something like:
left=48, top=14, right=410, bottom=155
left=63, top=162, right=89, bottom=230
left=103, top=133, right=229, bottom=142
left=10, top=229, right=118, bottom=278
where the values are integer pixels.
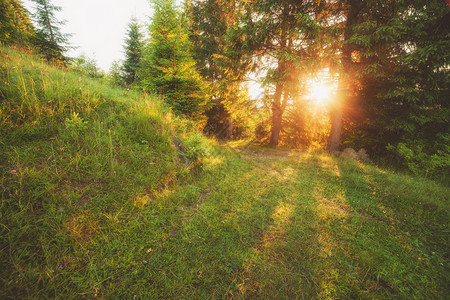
left=31, top=0, right=70, bottom=63
left=139, top=0, right=209, bottom=119
left=0, top=0, right=35, bottom=46
left=122, top=17, right=143, bottom=86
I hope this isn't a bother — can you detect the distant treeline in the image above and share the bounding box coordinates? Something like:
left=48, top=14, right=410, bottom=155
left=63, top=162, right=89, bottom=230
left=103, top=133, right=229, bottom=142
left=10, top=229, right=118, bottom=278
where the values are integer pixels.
left=1, top=0, right=448, bottom=178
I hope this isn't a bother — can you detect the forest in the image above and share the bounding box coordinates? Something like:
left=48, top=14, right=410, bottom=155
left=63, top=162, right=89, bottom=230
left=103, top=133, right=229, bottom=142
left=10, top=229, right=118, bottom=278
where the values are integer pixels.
left=0, top=0, right=449, bottom=298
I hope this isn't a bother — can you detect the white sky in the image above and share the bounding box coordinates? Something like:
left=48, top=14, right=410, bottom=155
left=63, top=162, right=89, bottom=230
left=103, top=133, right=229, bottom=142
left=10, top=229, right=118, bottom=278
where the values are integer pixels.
left=22, top=0, right=154, bottom=71
left=20, top=0, right=265, bottom=98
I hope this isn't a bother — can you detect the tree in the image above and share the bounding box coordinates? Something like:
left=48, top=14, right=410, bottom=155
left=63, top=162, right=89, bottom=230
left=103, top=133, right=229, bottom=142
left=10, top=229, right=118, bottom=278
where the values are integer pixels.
left=31, top=0, right=70, bottom=63
left=108, top=60, right=125, bottom=87
left=188, top=0, right=254, bottom=138
left=243, top=0, right=326, bottom=147
left=140, top=0, right=208, bottom=119
left=347, top=0, right=449, bottom=176
left=122, top=18, right=143, bottom=85
left=70, top=54, right=104, bottom=78
left=0, top=0, right=35, bottom=46
left=326, top=0, right=367, bottom=152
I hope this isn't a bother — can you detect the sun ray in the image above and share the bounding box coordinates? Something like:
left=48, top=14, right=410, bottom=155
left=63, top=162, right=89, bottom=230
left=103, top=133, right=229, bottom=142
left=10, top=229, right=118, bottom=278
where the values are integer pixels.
left=309, top=80, right=332, bottom=106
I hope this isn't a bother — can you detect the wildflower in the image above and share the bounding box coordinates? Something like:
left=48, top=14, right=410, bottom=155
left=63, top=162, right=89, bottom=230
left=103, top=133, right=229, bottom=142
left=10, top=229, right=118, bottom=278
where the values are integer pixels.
left=37, top=149, right=41, bottom=152
left=10, top=170, right=17, bottom=174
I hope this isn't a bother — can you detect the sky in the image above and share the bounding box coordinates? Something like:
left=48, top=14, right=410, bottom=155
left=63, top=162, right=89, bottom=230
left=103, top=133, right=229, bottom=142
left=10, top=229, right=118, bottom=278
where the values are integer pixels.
left=22, top=0, right=154, bottom=71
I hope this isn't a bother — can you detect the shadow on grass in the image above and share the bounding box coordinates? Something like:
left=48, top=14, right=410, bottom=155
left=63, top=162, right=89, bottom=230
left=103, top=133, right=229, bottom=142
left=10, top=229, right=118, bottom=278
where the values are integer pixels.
left=3, top=145, right=445, bottom=299
left=334, top=158, right=447, bottom=299
left=101, top=152, right=289, bottom=298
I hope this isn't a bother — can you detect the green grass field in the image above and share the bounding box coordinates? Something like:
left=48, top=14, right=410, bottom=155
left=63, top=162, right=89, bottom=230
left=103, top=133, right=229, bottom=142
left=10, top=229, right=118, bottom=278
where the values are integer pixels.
left=1, top=47, right=448, bottom=298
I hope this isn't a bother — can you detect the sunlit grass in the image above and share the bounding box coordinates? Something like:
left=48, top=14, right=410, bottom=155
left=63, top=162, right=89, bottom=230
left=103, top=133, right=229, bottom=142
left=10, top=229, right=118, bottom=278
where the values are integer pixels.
left=0, top=47, right=448, bottom=299
left=0, top=46, right=209, bottom=298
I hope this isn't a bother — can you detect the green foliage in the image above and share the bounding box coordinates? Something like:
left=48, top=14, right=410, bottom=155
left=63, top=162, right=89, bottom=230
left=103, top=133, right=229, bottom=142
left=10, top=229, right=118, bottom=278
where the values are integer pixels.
left=387, top=140, right=450, bottom=180
left=0, top=46, right=448, bottom=298
left=343, top=0, right=449, bottom=178
left=188, top=0, right=257, bottom=139
left=30, top=0, right=71, bottom=63
left=1, top=46, right=215, bottom=298
left=122, top=18, right=143, bottom=85
left=69, top=54, right=105, bottom=78
left=240, top=0, right=329, bottom=146
left=140, top=0, right=208, bottom=119
left=183, top=132, right=211, bottom=166
left=62, top=112, right=88, bottom=142
left=0, top=0, right=35, bottom=46
left=107, top=60, right=125, bottom=87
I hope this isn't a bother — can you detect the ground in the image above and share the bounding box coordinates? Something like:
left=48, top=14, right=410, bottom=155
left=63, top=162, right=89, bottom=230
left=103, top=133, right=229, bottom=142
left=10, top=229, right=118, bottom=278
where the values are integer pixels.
left=97, top=145, right=445, bottom=299
left=2, top=145, right=448, bottom=299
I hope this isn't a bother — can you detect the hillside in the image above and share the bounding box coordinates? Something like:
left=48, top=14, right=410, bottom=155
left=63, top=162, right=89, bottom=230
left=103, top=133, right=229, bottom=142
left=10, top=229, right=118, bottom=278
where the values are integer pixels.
left=0, top=47, right=448, bottom=298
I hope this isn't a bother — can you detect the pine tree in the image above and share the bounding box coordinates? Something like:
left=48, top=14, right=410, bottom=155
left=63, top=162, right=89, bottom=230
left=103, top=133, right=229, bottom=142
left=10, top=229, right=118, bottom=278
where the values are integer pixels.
left=347, top=0, right=450, bottom=176
left=326, top=0, right=367, bottom=152
left=122, top=18, right=143, bottom=85
left=108, top=60, right=125, bottom=87
left=242, top=0, right=326, bottom=147
left=188, top=0, right=253, bottom=139
left=140, top=0, right=208, bottom=118
left=31, top=0, right=70, bottom=63
left=0, top=0, right=35, bottom=46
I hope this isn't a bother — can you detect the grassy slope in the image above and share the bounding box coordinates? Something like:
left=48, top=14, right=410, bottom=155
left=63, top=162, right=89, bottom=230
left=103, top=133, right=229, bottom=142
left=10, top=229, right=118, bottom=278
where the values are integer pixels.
left=0, top=46, right=203, bottom=297
left=1, top=47, right=448, bottom=298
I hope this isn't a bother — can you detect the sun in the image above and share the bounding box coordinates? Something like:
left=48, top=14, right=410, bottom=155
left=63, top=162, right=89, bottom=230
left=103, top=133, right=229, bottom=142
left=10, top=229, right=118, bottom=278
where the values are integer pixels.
left=309, top=80, right=332, bottom=105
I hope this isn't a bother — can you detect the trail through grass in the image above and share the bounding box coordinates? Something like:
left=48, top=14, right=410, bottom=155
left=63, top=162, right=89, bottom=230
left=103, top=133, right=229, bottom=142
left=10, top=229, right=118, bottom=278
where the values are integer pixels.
left=151, top=146, right=447, bottom=299
left=1, top=47, right=448, bottom=298
left=2, top=143, right=448, bottom=298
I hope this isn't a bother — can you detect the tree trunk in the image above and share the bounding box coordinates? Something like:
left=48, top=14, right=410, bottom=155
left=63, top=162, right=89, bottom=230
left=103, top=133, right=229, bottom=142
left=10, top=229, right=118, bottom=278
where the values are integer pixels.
left=327, top=86, right=343, bottom=152
left=326, top=1, right=364, bottom=152
left=43, top=1, right=55, bottom=43
left=224, top=117, right=233, bottom=140
left=269, top=85, right=284, bottom=147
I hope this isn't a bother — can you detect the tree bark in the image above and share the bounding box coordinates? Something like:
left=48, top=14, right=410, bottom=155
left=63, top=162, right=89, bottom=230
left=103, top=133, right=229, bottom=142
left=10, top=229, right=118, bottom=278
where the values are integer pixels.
left=269, top=85, right=284, bottom=147
left=327, top=85, right=344, bottom=152
left=326, top=1, right=364, bottom=153
left=224, top=117, right=233, bottom=140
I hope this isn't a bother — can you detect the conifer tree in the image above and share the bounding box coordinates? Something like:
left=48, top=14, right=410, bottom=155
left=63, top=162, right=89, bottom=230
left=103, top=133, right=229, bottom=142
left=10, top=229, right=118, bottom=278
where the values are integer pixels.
left=345, top=0, right=449, bottom=176
left=326, top=0, right=366, bottom=152
left=0, top=0, right=35, bottom=46
left=242, top=0, right=326, bottom=147
left=122, top=18, right=143, bottom=85
left=31, top=0, right=70, bottom=63
left=108, top=60, right=125, bottom=87
left=188, top=0, right=253, bottom=139
left=140, top=0, right=208, bottom=118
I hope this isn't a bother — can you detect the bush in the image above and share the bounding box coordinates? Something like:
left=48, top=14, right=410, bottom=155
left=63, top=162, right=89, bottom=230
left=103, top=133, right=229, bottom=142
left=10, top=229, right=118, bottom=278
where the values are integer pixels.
left=183, top=132, right=211, bottom=167
left=387, top=141, right=450, bottom=179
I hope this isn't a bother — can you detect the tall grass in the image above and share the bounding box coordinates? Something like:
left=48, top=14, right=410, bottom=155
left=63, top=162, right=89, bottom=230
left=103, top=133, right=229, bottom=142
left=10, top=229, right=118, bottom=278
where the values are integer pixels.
left=0, top=46, right=208, bottom=298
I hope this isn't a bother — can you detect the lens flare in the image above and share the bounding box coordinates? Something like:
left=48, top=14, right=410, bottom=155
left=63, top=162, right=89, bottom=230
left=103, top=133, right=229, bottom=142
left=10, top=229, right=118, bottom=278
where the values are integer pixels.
left=310, top=81, right=332, bottom=105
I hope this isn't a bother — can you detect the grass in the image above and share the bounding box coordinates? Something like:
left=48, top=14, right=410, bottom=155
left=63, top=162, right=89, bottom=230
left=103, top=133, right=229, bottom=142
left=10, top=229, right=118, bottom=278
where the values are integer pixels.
left=1, top=47, right=448, bottom=298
